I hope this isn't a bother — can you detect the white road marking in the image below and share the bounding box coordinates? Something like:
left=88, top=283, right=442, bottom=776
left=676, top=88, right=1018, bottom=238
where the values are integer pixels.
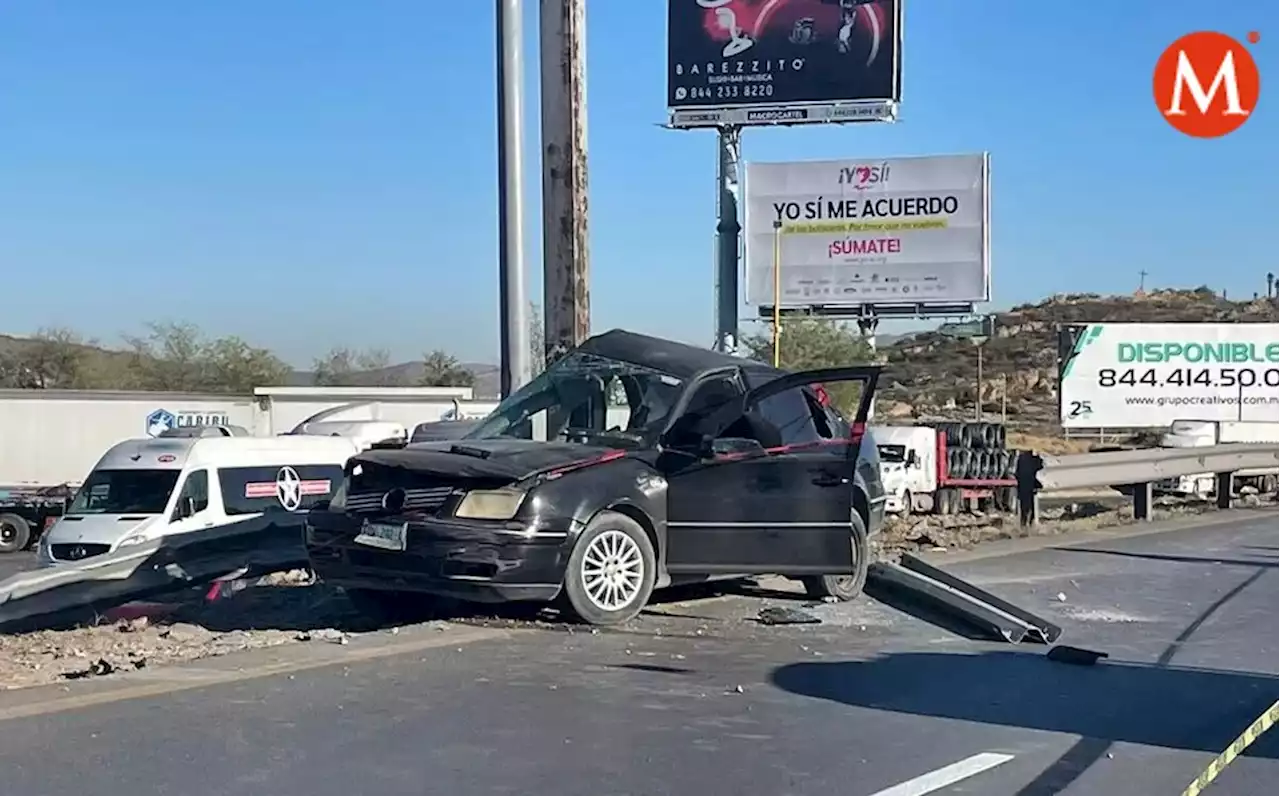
left=866, top=752, right=1015, bottom=796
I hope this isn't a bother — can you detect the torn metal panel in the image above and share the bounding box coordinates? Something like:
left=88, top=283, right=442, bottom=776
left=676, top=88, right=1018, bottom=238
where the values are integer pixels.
left=868, top=555, right=1063, bottom=645
left=897, top=554, right=1062, bottom=644
left=0, top=521, right=309, bottom=633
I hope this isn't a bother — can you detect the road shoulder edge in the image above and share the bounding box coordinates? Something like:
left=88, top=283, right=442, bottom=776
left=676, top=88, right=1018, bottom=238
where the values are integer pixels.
left=914, top=508, right=1275, bottom=566
left=0, top=622, right=513, bottom=723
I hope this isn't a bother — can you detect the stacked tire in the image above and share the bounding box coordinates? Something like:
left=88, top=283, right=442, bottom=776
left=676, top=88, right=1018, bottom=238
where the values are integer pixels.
left=933, top=422, right=1021, bottom=514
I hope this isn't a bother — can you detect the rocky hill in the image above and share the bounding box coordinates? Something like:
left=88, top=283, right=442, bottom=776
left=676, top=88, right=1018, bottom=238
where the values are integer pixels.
left=5, top=288, right=1274, bottom=412
left=874, top=288, right=1279, bottom=429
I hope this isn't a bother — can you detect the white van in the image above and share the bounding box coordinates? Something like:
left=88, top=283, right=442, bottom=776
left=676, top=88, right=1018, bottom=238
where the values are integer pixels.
left=38, top=436, right=360, bottom=567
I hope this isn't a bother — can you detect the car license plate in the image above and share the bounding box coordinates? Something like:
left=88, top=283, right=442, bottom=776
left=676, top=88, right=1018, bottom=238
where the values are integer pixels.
left=354, top=521, right=407, bottom=552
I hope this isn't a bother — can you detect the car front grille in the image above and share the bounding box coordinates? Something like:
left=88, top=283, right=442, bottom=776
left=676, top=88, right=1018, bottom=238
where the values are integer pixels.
left=51, top=543, right=112, bottom=562
left=345, top=486, right=456, bottom=516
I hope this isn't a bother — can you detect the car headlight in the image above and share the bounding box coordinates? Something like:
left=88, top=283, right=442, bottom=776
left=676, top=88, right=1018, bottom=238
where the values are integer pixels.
left=118, top=534, right=149, bottom=547
left=454, top=488, right=526, bottom=520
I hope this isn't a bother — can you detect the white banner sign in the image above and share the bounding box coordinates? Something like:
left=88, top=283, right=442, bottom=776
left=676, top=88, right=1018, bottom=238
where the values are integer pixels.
left=744, top=153, right=990, bottom=307
left=1058, top=323, right=1280, bottom=428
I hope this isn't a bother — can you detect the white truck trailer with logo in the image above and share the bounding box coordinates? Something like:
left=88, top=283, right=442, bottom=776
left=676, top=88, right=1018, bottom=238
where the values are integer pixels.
left=1157, top=419, right=1279, bottom=497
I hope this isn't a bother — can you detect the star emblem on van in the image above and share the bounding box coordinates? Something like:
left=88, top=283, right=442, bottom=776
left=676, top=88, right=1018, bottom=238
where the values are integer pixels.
left=276, top=466, right=303, bottom=512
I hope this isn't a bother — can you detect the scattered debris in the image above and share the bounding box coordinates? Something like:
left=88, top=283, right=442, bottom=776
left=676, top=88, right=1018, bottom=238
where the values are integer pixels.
left=62, top=658, right=116, bottom=680
left=755, top=606, right=821, bottom=626
left=1047, top=645, right=1109, bottom=666
left=296, top=628, right=349, bottom=644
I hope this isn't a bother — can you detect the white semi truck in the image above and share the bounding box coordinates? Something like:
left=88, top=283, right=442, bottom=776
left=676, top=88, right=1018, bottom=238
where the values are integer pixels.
left=1157, top=419, right=1279, bottom=497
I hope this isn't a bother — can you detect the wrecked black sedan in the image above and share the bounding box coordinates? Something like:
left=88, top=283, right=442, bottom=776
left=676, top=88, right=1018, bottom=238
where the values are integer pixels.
left=304, top=330, right=885, bottom=626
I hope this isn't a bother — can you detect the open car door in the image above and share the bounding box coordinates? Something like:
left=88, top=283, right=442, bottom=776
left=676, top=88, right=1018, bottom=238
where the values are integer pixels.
left=662, top=365, right=881, bottom=576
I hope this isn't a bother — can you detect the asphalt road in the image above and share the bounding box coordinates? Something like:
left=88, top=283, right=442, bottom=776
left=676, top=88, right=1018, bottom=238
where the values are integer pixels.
left=0, top=551, right=36, bottom=582
left=0, top=513, right=1275, bottom=796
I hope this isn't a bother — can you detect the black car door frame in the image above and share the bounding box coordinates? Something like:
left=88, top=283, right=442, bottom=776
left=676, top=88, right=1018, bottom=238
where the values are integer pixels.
left=661, top=365, right=882, bottom=575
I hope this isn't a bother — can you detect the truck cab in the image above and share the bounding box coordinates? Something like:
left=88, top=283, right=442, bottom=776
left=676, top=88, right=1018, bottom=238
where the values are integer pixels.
left=870, top=425, right=938, bottom=514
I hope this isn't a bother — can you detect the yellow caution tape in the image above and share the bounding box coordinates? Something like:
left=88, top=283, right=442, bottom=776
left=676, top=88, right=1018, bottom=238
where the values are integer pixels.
left=1179, top=700, right=1279, bottom=796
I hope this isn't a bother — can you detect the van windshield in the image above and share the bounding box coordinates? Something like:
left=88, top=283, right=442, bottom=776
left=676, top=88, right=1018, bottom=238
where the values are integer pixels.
left=67, top=469, right=181, bottom=515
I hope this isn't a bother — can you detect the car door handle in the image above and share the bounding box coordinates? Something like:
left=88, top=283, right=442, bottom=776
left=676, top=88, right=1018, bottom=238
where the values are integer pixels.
left=812, top=473, right=848, bottom=487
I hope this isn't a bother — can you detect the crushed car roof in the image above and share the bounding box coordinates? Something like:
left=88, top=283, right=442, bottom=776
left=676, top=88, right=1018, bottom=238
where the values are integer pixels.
left=578, top=329, right=782, bottom=381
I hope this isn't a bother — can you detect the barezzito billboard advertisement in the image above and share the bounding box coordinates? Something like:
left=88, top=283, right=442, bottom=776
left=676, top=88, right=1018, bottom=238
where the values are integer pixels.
left=667, top=0, right=902, bottom=129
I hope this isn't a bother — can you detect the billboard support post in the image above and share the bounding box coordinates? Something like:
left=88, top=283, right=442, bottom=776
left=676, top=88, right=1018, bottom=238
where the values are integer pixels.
left=771, top=220, right=782, bottom=366
left=540, top=0, right=590, bottom=367
left=496, top=0, right=531, bottom=398
left=714, top=125, right=742, bottom=354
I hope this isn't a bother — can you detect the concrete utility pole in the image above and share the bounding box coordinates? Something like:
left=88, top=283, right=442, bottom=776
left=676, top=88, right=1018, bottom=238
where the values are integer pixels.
left=539, top=0, right=590, bottom=367
left=497, top=0, right=531, bottom=397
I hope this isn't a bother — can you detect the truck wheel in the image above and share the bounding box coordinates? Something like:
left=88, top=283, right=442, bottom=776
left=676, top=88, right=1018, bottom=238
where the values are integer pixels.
left=803, top=512, right=870, bottom=602
left=901, top=491, right=914, bottom=517
left=561, top=510, right=656, bottom=626
left=0, top=513, right=31, bottom=554
left=938, top=488, right=956, bottom=515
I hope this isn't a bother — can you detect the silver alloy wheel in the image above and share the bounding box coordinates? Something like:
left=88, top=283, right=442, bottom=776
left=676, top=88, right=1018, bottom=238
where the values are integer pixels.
left=579, top=529, right=645, bottom=612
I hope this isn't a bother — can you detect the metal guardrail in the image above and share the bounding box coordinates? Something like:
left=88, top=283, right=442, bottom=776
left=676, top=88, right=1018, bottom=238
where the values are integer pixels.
left=0, top=520, right=310, bottom=633
left=1016, top=443, right=1279, bottom=525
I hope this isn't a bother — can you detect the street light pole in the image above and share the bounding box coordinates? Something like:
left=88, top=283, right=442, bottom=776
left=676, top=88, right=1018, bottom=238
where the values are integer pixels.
left=496, top=0, right=531, bottom=397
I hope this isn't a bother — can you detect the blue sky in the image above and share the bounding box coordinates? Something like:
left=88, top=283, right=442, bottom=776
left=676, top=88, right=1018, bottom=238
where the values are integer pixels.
left=1, top=1, right=1275, bottom=367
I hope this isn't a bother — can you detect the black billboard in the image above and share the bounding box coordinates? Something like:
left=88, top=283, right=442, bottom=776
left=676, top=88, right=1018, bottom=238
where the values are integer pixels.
left=667, top=0, right=901, bottom=128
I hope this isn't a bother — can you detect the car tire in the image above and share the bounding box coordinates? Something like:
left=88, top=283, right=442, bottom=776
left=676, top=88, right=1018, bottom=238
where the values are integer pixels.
left=0, top=513, right=32, bottom=554
left=802, top=511, right=870, bottom=602
left=344, top=587, right=441, bottom=626
left=560, top=510, right=656, bottom=626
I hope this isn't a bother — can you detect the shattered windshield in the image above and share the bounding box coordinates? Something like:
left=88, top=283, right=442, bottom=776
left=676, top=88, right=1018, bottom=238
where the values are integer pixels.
left=464, top=352, right=683, bottom=447
left=67, top=469, right=180, bottom=515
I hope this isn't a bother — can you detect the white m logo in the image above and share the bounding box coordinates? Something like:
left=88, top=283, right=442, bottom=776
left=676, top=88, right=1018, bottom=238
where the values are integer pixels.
left=1164, top=49, right=1251, bottom=117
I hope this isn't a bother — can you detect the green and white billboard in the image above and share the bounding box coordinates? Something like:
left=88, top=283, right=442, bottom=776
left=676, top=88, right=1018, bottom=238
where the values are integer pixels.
left=1057, top=322, right=1280, bottom=428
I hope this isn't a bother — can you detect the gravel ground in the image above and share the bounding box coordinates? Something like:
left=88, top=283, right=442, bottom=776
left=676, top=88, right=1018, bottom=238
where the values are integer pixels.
left=0, top=494, right=1272, bottom=691
left=870, top=492, right=1273, bottom=560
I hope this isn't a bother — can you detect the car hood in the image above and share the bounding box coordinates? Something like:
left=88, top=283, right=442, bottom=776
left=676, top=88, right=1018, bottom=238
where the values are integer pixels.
left=352, top=438, right=624, bottom=483
left=45, top=513, right=162, bottom=548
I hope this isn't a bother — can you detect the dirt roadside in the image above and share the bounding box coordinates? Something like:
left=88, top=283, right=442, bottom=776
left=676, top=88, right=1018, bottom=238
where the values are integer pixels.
left=1, top=494, right=1273, bottom=691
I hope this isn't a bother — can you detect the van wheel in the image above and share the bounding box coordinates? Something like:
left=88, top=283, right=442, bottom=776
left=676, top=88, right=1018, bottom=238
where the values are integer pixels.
left=344, top=588, right=441, bottom=627
left=901, top=491, right=914, bottom=517
left=0, top=514, right=31, bottom=554
left=802, top=512, right=870, bottom=602
left=560, top=511, right=656, bottom=626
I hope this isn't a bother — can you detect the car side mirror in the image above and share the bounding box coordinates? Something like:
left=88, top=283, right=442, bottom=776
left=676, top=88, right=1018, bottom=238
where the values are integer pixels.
left=906, top=450, right=918, bottom=466
left=710, top=437, right=765, bottom=457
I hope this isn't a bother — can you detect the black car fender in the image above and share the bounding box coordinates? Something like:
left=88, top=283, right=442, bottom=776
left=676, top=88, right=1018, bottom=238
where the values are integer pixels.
left=523, top=457, right=671, bottom=577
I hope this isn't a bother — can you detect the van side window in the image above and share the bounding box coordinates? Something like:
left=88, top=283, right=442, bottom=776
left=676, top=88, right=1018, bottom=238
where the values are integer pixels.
left=172, top=470, right=209, bottom=519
